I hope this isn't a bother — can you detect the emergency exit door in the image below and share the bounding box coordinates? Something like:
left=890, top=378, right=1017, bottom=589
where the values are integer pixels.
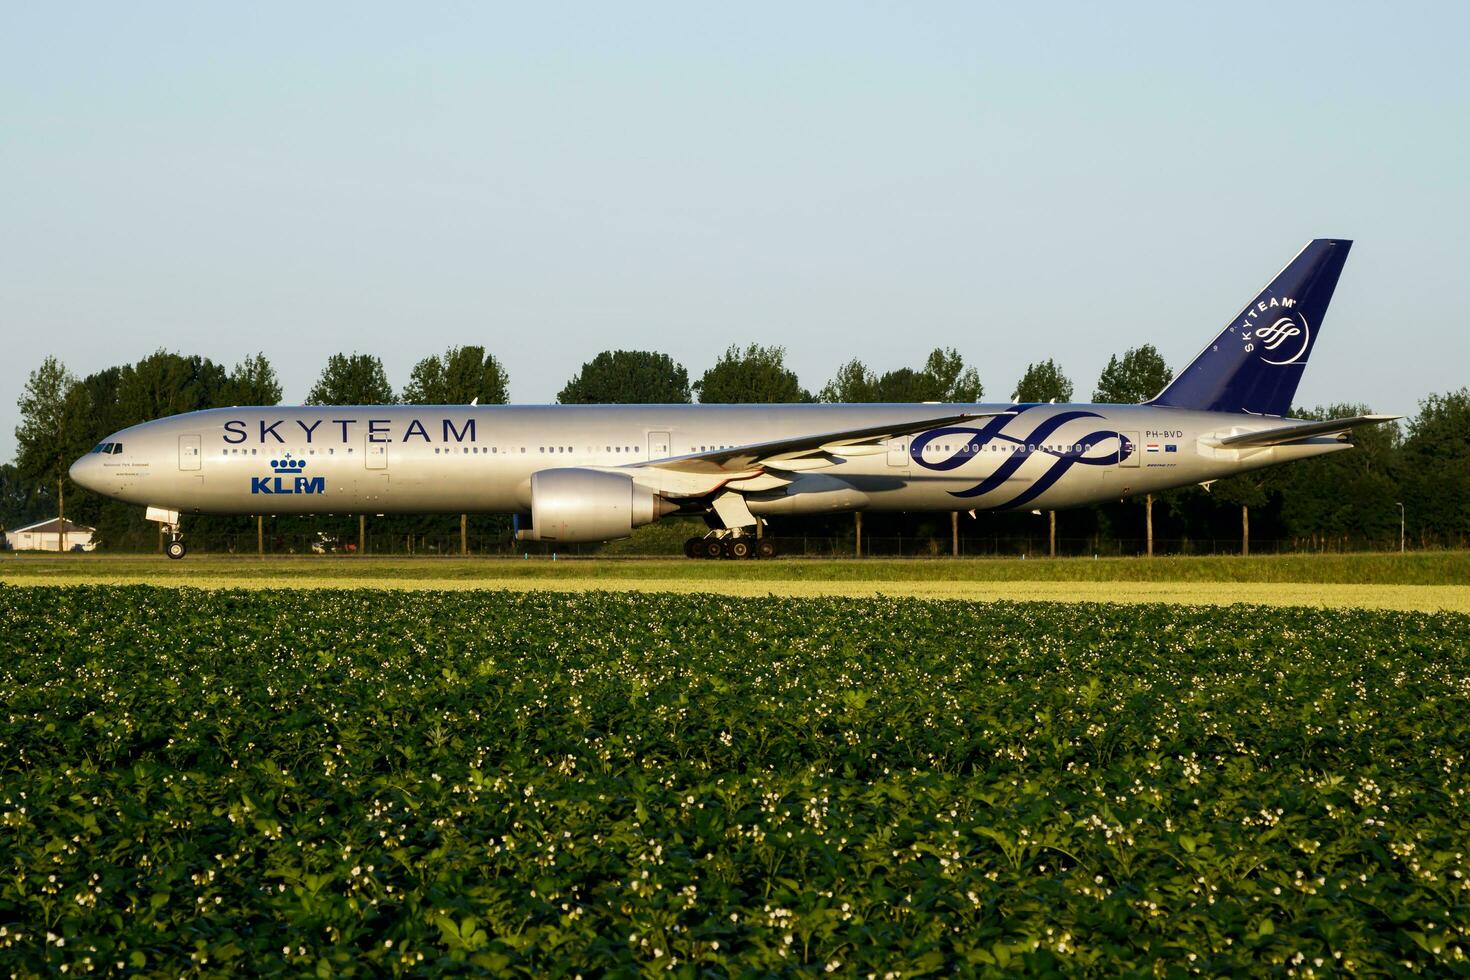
left=365, top=439, right=388, bottom=469
left=647, top=431, right=670, bottom=461
left=888, top=437, right=909, bottom=468
left=178, top=434, right=201, bottom=471
left=1118, top=431, right=1140, bottom=467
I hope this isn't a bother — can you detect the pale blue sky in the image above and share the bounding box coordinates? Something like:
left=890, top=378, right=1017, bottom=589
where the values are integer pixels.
left=3, top=2, right=1467, bottom=461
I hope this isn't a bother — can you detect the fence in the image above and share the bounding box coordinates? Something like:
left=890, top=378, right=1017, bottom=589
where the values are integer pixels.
left=150, top=531, right=1421, bottom=558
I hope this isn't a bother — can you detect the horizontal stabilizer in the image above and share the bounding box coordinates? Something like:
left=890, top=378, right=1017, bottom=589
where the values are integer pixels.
left=638, top=411, right=1010, bottom=473
left=1215, top=414, right=1399, bottom=448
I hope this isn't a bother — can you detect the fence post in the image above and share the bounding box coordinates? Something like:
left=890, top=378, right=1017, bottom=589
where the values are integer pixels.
left=1049, top=511, right=1056, bottom=558
left=461, top=514, right=468, bottom=556
left=951, top=511, right=959, bottom=558
left=359, top=515, right=366, bottom=555
left=855, top=512, right=863, bottom=558
left=257, top=515, right=264, bottom=557
left=1146, top=495, right=1154, bottom=558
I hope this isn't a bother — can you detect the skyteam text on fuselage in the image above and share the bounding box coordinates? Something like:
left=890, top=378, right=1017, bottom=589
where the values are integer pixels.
left=70, top=239, right=1396, bottom=559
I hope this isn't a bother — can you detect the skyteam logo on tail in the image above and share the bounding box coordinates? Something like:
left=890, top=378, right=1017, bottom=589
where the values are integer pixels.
left=251, top=455, right=325, bottom=495
left=1240, top=296, right=1311, bottom=365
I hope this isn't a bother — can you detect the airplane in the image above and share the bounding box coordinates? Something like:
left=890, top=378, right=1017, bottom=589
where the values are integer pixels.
left=70, top=239, right=1396, bottom=560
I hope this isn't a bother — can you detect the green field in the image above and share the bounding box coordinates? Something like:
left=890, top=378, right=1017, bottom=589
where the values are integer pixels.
left=3, top=586, right=1469, bottom=974
left=6, top=552, right=1469, bottom=611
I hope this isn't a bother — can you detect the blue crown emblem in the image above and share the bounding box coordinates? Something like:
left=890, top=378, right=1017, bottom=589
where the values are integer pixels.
left=270, top=456, right=307, bottom=474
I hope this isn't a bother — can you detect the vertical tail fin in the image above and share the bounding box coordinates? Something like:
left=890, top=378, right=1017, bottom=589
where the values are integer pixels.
left=1150, top=239, right=1351, bottom=417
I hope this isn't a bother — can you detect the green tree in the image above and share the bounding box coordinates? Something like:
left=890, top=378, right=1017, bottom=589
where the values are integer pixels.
left=78, top=367, right=124, bottom=442
left=0, top=462, right=48, bottom=533
left=693, top=344, right=811, bottom=403
left=307, top=353, right=396, bottom=405
left=914, top=348, right=984, bottom=402
left=15, top=357, right=92, bottom=550
left=402, top=346, right=509, bottom=405
left=1012, top=359, right=1074, bottom=403
left=1398, top=389, right=1470, bottom=545
left=558, top=350, right=690, bottom=404
left=819, top=359, right=879, bottom=402
left=1211, top=472, right=1271, bottom=555
left=115, top=351, right=229, bottom=423
left=1276, top=403, right=1402, bottom=547
left=219, top=353, right=284, bottom=407
left=818, top=348, right=982, bottom=403
left=1093, top=344, right=1173, bottom=403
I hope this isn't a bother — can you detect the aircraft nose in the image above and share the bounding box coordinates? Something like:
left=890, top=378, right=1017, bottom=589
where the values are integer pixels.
left=69, top=453, right=98, bottom=492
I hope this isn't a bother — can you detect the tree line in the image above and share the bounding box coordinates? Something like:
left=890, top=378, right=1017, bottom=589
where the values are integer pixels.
left=8, top=344, right=1469, bottom=552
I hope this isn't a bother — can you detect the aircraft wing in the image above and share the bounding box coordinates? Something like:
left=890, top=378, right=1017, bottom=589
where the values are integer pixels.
left=636, top=411, right=1010, bottom=475
left=1216, top=414, right=1400, bottom=448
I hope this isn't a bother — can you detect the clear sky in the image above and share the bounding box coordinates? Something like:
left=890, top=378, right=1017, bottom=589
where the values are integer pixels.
left=3, top=2, right=1467, bottom=462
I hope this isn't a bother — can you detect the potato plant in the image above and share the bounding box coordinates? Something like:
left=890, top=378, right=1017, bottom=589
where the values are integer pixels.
left=2, top=586, right=1468, bottom=975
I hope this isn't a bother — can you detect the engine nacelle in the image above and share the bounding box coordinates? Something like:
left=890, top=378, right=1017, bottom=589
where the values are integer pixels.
left=516, top=468, right=676, bottom=543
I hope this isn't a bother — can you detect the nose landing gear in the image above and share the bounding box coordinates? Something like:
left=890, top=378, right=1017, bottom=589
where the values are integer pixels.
left=146, top=507, right=188, bottom=560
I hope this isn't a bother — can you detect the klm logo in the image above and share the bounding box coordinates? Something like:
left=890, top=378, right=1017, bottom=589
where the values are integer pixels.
left=251, top=456, right=325, bottom=495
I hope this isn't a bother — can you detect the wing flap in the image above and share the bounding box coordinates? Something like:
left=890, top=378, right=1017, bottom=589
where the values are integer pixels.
left=1215, top=414, right=1399, bottom=448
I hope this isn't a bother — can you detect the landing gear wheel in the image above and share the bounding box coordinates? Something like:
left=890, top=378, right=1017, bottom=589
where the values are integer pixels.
left=684, top=537, right=701, bottom=559
left=165, top=539, right=187, bottom=560
left=701, top=539, right=724, bottom=560
left=728, top=539, right=753, bottom=560
left=755, top=539, right=777, bottom=560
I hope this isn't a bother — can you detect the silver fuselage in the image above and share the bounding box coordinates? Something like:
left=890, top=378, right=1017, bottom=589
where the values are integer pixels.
left=70, top=403, right=1348, bottom=519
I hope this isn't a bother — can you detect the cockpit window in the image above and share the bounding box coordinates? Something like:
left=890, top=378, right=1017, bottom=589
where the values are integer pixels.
left=110, top=443, right=123, bottom=454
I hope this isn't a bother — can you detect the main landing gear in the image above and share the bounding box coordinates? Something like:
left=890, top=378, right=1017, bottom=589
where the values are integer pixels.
left=165, top=537, right=188, bottom=560
left=684, top=530, right=778, bottom=560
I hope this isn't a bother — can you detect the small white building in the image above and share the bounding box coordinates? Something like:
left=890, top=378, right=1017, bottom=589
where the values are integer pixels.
left=4, top=518, right=96, bottom=552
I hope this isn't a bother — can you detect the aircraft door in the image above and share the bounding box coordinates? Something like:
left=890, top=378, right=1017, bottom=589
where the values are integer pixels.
left=647, top=431, right=670, bottom=461
left=1118, top=431, right=1140, bottom=467
left=365, top=439, right=388, bottom=470
left=888, top=438, right=908, bottom=467
left=178, top=434, right=201, bottom=471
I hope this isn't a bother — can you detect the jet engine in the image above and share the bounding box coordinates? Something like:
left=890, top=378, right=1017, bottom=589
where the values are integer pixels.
left=516, top=468, right=677, bottom=543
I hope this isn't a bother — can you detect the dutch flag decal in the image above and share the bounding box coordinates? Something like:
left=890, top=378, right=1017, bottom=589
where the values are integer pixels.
left=1146, top=442, right=1160, bottom=453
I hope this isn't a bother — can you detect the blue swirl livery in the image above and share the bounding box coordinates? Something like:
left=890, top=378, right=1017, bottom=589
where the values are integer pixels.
left=911, top=406, right=1133, bottom=510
